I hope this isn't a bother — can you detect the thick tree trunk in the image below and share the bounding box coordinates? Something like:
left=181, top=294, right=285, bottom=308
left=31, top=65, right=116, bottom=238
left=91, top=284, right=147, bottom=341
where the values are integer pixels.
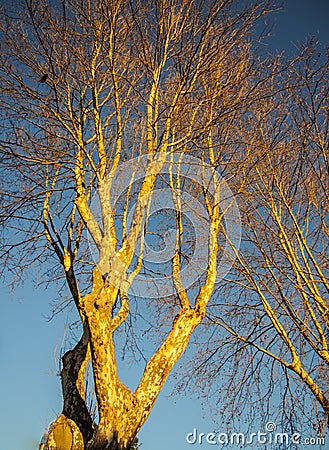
left=43, top=264, right=209, bottom=449
left=83, top=289, right=140, bottom=449
left=85, top=304, right=205, bottom=449
left=43, top=310, right=204, bottom=449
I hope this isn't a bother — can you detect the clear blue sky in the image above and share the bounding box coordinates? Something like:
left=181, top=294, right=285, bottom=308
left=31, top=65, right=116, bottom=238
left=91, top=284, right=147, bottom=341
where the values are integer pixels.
left=1, top=1, right=329, bottom=449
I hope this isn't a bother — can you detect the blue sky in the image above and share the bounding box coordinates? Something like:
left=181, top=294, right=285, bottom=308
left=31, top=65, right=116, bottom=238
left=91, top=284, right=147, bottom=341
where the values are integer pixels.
left=1, top=1, right=329, bottom=449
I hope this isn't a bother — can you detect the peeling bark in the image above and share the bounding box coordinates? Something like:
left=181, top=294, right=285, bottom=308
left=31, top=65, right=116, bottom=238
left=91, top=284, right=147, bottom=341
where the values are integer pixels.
left=85, top=295, right=140, bottom=449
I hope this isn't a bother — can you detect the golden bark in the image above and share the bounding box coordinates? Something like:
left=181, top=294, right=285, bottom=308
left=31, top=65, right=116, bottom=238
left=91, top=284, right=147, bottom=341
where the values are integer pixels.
left=0, top=0, right=273, bottom=448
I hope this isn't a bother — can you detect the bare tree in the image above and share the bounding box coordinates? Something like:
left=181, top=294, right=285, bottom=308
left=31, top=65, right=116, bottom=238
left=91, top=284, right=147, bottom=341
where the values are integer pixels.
left=185, top=43, right=329, bottom=439
left=0, top=0, right=272, bottom=448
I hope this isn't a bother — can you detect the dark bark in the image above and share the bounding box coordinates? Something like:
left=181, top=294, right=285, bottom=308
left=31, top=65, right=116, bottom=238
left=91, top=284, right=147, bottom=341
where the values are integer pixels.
left=60, top=322, right=94, bottom=445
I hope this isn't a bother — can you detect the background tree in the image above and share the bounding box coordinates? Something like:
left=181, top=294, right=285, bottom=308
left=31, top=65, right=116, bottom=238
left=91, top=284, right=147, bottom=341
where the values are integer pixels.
left=0, top=0, right=273, bottom=448
left=183, top=42, right=329, bottom=439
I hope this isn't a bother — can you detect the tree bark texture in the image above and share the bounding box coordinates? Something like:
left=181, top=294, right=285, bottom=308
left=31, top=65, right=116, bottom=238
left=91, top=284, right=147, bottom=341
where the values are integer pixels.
left=44, top=274, right=206, bottom=449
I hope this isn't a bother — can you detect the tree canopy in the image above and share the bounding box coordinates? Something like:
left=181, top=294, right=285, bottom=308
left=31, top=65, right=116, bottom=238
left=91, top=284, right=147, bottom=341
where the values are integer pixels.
left=0, top=0, right=328, bottom=449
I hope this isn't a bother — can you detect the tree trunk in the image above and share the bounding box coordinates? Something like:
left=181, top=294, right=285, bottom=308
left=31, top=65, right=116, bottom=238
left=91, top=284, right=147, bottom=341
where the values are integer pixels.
left=83, top=287, right=140, bottom=450
left=43, top=265, right=208, bottom=449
